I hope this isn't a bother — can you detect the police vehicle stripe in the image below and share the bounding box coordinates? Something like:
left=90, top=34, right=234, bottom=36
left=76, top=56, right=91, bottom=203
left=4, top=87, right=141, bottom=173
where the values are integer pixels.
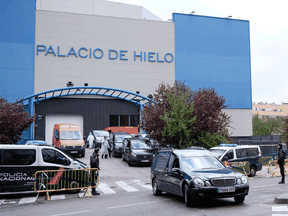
left=116, top=181, right=139, bottom=192
left=98, top=183, right=116, bottom=194
left=132, top=180, right=152, bottom=190
left=18, top=196, right=37, bottom=204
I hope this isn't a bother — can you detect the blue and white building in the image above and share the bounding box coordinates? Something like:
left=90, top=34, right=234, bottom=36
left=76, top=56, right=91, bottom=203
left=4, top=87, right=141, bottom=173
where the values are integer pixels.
left=0, top=0, right=252, bottom=143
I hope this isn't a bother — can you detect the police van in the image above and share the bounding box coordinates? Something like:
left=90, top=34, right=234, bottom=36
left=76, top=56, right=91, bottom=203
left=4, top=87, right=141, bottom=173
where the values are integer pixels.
left=210, top=144, right=262, bottom=177
left=0, top=144, right=87, bottom=193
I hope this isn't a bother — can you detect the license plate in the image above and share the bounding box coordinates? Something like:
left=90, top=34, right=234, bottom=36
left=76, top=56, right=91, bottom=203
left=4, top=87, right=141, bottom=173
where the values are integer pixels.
left=70, top=151, right=78, bottom=153
left=141, top=160, right=149, bottom=162
left=217, top=187, right=235, bottom=193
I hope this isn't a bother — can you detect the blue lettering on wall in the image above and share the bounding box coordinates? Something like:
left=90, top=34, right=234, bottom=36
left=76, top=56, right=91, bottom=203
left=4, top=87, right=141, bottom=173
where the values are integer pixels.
left=37, top=45, right=46, bottom=55
left=93, top=48, right=103, bottom=59
left=45, top=45, right=56, bottom=56
left=134, top=51, right=142, bottom=61
left=109, top=49, right=118, bottom=60
left=36, top=45, right=174, bottom=63
left=78, top=47, right=88, bottom=58
left=67, top=47, right=78, bottom=57
left=120, top=50, right=128, bottom=60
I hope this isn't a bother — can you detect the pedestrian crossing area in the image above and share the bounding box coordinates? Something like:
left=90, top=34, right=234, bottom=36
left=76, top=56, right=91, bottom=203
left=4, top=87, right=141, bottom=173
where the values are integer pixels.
left=272, top=206, right=288, bottom=216
left=0, top=179, right=152, bottom=206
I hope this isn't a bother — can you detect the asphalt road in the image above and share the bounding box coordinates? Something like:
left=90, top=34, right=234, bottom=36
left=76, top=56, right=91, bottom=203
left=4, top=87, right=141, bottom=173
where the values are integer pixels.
left=1, top=148, right=288, bottom=216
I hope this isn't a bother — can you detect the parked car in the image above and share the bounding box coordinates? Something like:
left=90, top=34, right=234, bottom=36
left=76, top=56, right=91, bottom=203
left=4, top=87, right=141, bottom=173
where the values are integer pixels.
left=209, top=143, right=262, bottom=177
left=109, top=132, right=132, bottom=157
left=151, top=147, right=249, bottom=207
left=91, top=130, right=109, bottom=148
left=121, top=138, right=154, bottom=166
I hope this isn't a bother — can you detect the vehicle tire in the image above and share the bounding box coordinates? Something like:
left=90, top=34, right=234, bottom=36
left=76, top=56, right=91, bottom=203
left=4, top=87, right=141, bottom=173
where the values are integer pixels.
left=184, top=184, right=192, bottom=207
left=234, top=196, right=245, bottom=203
left=152, top=179, right=162, bottom=196
left=81, top=153, right=85, bottom=157
left=122, top=153, right=126, bottom=161
left=128, top=159, right=132, bottom=166
left=249, top=166, right=256, bottom=177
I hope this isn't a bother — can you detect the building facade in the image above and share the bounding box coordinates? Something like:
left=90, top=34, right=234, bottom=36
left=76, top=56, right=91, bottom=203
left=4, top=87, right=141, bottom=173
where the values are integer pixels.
left=252, top=102, right=288, bottom=117
left=0, top=0, right=253, bottom=142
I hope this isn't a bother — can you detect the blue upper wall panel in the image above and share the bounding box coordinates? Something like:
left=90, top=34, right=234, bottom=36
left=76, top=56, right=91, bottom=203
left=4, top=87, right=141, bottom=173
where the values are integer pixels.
left=173, top=13, right=252, bottom=109
left=0, top=0, right=36, bottom=102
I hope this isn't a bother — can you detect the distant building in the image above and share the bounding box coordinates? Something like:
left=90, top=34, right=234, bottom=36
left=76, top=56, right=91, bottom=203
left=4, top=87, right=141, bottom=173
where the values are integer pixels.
left=252, top=102, right=288, bottom=117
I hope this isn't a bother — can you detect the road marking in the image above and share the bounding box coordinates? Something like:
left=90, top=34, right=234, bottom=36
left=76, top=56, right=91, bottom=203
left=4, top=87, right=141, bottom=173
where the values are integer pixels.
left=98, top=183, right=116, bottom=194
left=50, top=210, right=91, bottom=216
left=116, top=181, right=139, bottom=192
left=18, top=196, right=37, bottom=204
left=51, top=194, right=65, bottom=201
left=132, top=180, right=152, bottom=190
left=108, top=201, right=157, bottom=209
left=273, top=206, right=288, bottom=211
left=0, top=199, right=5, bottom=205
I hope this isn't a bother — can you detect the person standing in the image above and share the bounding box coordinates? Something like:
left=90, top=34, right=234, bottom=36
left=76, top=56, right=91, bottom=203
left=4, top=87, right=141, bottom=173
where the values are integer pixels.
left=87, top=132, right=95, bottom=149
left=101, top=136, right=109, bottom=159
left=278, top=143, right=286, bottom=184
left=90, top=148, right=100, bottom=195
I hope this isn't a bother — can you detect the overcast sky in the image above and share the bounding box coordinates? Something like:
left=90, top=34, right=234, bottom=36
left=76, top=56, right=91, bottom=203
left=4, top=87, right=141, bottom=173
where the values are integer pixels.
left=111, top=0, right=288, bottom=105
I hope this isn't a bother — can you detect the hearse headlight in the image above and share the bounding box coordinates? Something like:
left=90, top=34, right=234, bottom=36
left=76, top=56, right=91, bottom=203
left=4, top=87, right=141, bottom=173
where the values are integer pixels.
left=237, top=178, right=242, bottom=184
left=205, top=181, right=211, bottom=186
left=194, top=178, right=205, bottom=187
left=131, top=153, right=137, bottom=157
left=241, top=176, right=248, bottom=184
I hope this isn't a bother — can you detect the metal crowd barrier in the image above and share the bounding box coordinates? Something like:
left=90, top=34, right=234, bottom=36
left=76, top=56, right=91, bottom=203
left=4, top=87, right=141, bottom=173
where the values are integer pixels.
left=34, top=168, right=99, bottom=201
left=268, top=159, right=288, bottom=178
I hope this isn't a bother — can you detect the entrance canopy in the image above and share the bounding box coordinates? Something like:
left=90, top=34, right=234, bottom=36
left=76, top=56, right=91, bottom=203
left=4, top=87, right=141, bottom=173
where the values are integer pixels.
left=21, top=86, right=155, bottom=140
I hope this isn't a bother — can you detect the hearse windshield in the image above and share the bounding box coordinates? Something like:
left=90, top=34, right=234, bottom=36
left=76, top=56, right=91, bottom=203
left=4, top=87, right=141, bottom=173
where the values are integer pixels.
left=181, top=156, right=225, bottom=171
left=115, top=135, right=132, bottom=143
left=131, top=140, right=150, bottom=149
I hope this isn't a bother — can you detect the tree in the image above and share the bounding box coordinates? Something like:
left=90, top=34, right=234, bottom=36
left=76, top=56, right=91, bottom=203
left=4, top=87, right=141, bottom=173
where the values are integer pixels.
left=253, top=114, right=284, bottom=136
left=143, top=81, right=231, bottom=148
left=159, top=92, right=197, bottom=148
left=283, top=117, right=288, bottom=144
left=0, top=97, right=36, bottom=144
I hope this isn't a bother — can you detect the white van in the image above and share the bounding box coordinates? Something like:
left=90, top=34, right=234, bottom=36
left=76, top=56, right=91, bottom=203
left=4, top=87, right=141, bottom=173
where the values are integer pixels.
left=0, top=144, right=87, bottom=193
left=210, top=144, right=262, bottom=177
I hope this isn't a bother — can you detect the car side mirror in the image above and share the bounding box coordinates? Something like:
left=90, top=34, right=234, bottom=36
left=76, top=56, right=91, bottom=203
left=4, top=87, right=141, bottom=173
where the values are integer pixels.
left=222, top=156, right=229, bottom=161
left=172, top=168, right=180, bottom=173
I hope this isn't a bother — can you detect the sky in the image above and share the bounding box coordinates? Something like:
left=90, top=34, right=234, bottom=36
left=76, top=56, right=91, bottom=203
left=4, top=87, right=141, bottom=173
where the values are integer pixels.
left=111, top=0, right=288, bottom=105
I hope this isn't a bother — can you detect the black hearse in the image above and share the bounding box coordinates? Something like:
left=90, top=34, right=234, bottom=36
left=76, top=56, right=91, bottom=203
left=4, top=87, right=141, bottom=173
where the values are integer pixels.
left=121, top=138, right=154, bottom=166
left=109, top=132, right=132, bottom=157
left=0, top=144, right=87, bottom=193
left=151, top=148, right=249, bottom=207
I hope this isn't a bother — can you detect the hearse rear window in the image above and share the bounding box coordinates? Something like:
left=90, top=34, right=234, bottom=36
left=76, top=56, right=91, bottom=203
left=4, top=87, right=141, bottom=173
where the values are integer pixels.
left=3, top=149, right=36, bottom=165
left=153, top=152, right=170, bottom=171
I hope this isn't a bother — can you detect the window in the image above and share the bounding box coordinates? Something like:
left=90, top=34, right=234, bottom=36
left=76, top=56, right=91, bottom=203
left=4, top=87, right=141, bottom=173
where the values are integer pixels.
left=236, top=149, right=248, bottom=158
left=0, top=149, right=2, bottom=165
left=247, top=148, right=259, bottom=157
left=3, top=149, right=36, bottom=165
left=60, top=131, right=82, bottom=140
left=153, top=152, right=170, bottom=171
left=109, top=115, right=139, bottom=127
left=221, top=150, right=234, bottom=161
left=42, top=149, right=70, bottom=166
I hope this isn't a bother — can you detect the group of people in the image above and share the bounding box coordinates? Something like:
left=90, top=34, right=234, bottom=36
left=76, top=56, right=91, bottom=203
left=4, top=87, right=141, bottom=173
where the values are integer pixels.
left=87, top=132, right=111, bottom=159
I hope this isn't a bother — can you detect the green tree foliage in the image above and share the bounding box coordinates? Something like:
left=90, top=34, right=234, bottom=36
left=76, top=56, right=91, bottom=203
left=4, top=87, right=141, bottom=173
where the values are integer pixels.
left=0, top=97, right=36, bottom=144
left=253, top=114, right=283, bottom=136
left=143, top=81, right=231, bottom=148
left=159, top=92, right=197, bottom=148
left=280, top=116, right=288, bottom=143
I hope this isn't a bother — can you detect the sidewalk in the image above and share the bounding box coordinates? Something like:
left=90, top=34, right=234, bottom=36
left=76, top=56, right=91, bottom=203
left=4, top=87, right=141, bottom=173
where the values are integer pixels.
left=255, top=165, right=288, bottom=204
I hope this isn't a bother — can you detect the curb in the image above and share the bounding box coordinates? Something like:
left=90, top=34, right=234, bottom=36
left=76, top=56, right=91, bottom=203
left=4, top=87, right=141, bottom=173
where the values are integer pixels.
left=275, top=194, right=288, bottom=204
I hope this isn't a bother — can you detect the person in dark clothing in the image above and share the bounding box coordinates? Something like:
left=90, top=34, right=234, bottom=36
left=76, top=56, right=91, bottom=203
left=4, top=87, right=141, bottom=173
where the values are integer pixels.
left=90, top=148, right=100, bottom=195
left=278, top=143, right=286, bottom=184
